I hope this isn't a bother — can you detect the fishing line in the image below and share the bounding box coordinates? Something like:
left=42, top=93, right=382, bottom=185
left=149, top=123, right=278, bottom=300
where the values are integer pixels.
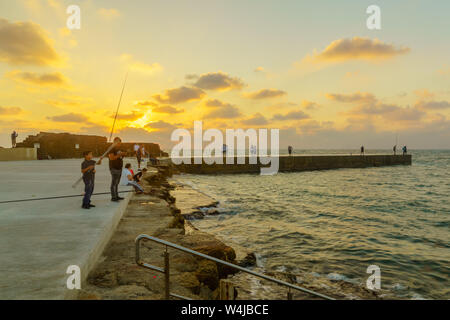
left=0, top=190, right=135, bottom=205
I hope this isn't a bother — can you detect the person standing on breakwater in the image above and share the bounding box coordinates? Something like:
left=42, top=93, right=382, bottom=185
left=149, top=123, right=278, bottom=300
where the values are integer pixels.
left=402, top=145, right=407, bottom=155
left=360, top=145, right=365, bottom=155
left=11, top=130, right=18, bottom=148
left=136, top=144, right=142, bottom=169
left=393, top=145, right=397, bottom=155
left=288, top=145, right=293, bottom=155
left=108, top=137, right=126, bottom=202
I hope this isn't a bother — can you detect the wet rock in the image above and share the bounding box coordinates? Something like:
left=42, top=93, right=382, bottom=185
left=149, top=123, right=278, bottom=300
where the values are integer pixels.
left=175, top=272, right=201, bottom=295
left=195, top=260, right=219, bottom=290
left=87, top=270, right=118, bottom=288
left=184, top=211, right=205, bottom=220
left=238, top=252, right=257, bottom=268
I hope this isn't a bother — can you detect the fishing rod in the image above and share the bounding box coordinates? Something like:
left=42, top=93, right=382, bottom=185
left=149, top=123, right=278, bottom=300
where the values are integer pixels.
left=72, top=71, right=130, bottom=187
left=109, top=70, right=129, bottom=142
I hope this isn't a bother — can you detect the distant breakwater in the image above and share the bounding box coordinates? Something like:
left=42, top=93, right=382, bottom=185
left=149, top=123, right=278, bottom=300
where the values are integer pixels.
left=171, top=154, right=412, bottom=174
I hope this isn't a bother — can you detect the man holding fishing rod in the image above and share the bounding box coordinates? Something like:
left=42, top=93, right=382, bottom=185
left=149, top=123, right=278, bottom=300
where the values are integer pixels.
left=97, top=137, right=127, bottom=202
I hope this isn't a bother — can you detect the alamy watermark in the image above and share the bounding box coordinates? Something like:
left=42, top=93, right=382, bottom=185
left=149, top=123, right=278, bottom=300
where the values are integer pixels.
left=66, top=265, right=81, bottom=290
left=366, top=265, right=381, bottom=290
left=170, top=121, right=280, bottom=175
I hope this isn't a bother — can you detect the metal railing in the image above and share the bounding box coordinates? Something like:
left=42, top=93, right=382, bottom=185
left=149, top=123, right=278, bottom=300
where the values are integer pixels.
left=135, top=234, right=335, bottom=300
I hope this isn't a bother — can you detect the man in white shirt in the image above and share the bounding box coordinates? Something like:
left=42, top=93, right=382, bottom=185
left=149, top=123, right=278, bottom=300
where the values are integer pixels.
left=120, top=163, right=144, bottom=193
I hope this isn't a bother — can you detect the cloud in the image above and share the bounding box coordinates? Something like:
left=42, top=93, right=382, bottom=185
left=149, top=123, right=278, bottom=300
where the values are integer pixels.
left=244, top=88, right=287, bottom=100
left=241, top=113, right=269, bottom=126
left=0, top=106, right=22, bottom=115
left=202, top=99, right=242, bottom=119
left=7, top=70, right=69, bottom=87
left=135, top=100, right=158, bottom=107
left=0, top=18, right=61, bottom=66
left=98, top=8, right=121, bottom=20
left=113, top=111, right=144, bottom=121
left=301, top=100, right=320, bottom=110
left=254, top=66, right=265, bottom=73
left=413, top=89, right=434, bottom=99
left=153, top=86, right=205, bottom=104
left=189, top=71, right=245, bottom=91
left=338, top=92, right=426, bottom=124
left=303, top=37, right=410, bottom=63
left=272, top=110, right=310, bottom=121
left=120, top=54, right=162, bottom=74
left=145, top=120, right=176, bottom=131
left=152, top=105, right=184, bottom=114
left=204, top=99, right=230, bottom=108
left=326, top=92, right=376, bottom=104
left=47, top=113, right=89, bottom=122
left=415, top=100, right=450, bottom=111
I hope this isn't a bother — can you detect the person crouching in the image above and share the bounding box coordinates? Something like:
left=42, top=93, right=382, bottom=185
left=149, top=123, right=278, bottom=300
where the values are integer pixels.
left=120, top=163, right=144, bottom=194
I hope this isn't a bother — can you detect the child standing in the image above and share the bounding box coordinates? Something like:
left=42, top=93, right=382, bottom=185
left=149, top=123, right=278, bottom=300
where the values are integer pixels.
left=81, top=151, right=96, bottom=209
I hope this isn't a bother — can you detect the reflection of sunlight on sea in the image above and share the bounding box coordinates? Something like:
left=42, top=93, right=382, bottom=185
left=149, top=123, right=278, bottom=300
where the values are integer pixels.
left=176, top=150, right=450, bottom=299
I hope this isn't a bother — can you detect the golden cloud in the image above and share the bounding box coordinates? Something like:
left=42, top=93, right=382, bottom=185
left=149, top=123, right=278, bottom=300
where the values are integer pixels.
left=0, top=106, right=22, bottom=115
left=303, top=37, right=410, bottom=63
left=244, top=88, right=286, bottom=100
left=7, top=70, right=69, bottom=87
left=153, top=86, right=205, bottom=104
left=152, top=105, right=184, bottom=114
left=326, top=92, right=376, bottom=104
left=0, top=18, right=61, bottom=66
left=189, top=71, right=245, bottom=91
left=121, top=54, right=162, bottom=75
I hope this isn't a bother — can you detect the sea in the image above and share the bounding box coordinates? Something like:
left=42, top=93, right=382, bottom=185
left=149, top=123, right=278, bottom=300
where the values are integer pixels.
left=175, top=150, right=449, bottom=299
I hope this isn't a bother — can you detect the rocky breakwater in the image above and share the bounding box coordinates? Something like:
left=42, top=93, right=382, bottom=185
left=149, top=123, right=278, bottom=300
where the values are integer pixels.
left=78, top=167, right=251, bottom=300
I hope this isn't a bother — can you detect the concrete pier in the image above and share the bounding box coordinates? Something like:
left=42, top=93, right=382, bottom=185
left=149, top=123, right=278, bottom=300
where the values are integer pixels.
left=0, top=159, right=135, bottom=299
left=172, top=154, right=412, bottom=174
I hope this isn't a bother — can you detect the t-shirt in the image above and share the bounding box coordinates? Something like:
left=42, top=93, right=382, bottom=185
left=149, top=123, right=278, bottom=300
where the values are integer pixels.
left=81, top=159, right=96, bottom=181
left=108, top=147, right=123, bottom=170
left=134, top=144, right=139, bottom=151
left=120, top=168, right=132, bottom=186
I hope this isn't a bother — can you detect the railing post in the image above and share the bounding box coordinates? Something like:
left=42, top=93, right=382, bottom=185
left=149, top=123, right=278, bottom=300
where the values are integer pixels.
left=164, top=246, right=170, bottom=300
left=287, top=288, right=293, bottom=300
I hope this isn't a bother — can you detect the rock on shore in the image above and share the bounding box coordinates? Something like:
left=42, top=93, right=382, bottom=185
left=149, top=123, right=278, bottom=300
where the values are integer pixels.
left=77, top=167, right=242, bottom=300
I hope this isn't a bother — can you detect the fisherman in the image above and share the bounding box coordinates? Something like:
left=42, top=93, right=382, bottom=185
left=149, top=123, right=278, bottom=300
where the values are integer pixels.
left=402, top=145, right=407, bottom=155
left=288, top=145, right=293, bottom=156
left=393, top=145, right=397, bottom=155
left=360, top=145, right=365, bottom=155
left=81, top=151, right=96, bottom=209
left=11, top=130, right=18, bottom=148
left=108, top=137, right=126, bottom=202
left=121, top=163, right=144, bottom=194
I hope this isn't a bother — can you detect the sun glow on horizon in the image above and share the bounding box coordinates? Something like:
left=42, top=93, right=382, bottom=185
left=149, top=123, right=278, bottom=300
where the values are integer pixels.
left=127, top=110, right=152, bottom=129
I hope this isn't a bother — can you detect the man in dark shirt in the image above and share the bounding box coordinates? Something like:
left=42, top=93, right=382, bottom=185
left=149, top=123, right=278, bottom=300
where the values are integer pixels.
left=81, top=151, right=96, bottom=209
left=108, top=137, right=126, bottom=201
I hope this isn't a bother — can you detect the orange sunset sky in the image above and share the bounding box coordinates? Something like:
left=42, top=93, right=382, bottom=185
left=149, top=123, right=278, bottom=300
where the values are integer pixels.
left=1, top=0, right=449, bottom=149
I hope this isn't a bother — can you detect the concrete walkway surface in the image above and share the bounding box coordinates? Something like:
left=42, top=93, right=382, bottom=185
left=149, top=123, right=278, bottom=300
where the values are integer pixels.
left=0, top=158, right=141, bottom=299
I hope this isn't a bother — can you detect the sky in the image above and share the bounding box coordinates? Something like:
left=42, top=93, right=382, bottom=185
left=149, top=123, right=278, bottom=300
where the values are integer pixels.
left=0, top=0, right=449, bottom=150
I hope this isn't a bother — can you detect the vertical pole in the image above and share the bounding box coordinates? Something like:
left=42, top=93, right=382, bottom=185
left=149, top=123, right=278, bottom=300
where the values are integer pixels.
left=287, top=288, right=293, bottom=300
left=164, top=246, right=170, bottom=300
